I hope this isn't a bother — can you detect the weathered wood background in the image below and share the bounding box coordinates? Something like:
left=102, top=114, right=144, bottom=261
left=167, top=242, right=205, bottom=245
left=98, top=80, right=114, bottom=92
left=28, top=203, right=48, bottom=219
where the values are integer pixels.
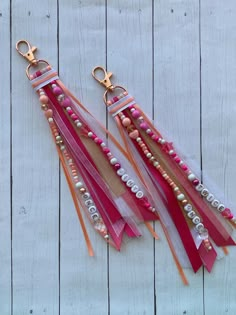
left=0, top=0, right=236, bottom=314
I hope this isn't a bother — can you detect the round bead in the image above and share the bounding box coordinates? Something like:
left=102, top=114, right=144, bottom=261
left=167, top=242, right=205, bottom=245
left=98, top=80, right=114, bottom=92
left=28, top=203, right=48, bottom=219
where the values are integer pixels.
left=177, top=193, right=185, bottom=201
left=48, top=117, right=53, bottom=123
left=160, top=139, right=166, bottom=144
left=39, top=95, right=49, bottom=104
left=188, top=173, right=196, bottom=181
left=114, top=163, right=121, bottom=170
left=140, top=122, right=148, bottom=130
left=62, top=98, right=72, bottom=107
left=131, top=110, right=140, bottom=118
left=53, top=86, right=63, bottom=96
left=76, top=122, right=82, bottom=128
left=146, top=153, right=152, bottom=158
left=100, top=142, right=106, bottom=147
left=110, top=157, right=118, bottom=165
left=136, top=137, right=142, bottom=142
left=75, top=182, right=83, bottom=189
left=173, top=187, right=179, bottom=192
left=88, top=132, right=93, bottom=137
left=169, top=150, right=174, bottom=155
left=122, top=117, right=131, bottom=127
left=129, top=130, right=139, bottom=139
left=192, top=179, right=200, bottom=186
left=146, top=129, right=151, bottom=134
left=153, top=161, right=159, bottom=167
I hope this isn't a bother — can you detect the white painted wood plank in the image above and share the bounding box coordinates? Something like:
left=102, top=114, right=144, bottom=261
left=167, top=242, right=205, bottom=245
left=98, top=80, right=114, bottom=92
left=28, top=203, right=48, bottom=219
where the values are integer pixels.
left=12, top=1, right=59, bottom=314
left=201, top=2, right=236, bottom=314
left=58, top=1, right=108, bottom=314
left=0, top=1, right=11, bottom=314
left=107, top=2, right=155, bottom=314
left=154, top=1, right=204, bottom=314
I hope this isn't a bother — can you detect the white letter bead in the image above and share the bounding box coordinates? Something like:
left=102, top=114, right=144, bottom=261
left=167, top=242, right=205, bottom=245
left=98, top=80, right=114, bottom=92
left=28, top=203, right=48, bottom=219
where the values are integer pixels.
left=110, top=158, right=118, bottom=165
left=187, top=211, right=196, bottom=218
left=217, top=204, right=225, bottom=212
left=188, top=173, right=196, bottom=181
left=85, top=199, right=93, bottom=207
left=184, top=204, right=192, bottom=212
left=196, top=223, right=204, bottom=233
left=201, top=189, right=209, bottom=197
left=117, top=168, right=125, bottom=176
left=91, top=213, right=99, bottom=221
left=177, top=193, right=185, bottom=201
left=206, top=193, right=214, bottom=202
left=88, top=206, right=96, bottom=214
left=131, top=185, right=139, bottom=193
left=136, top=191, right=144, bottom=199
left=75, top=182, right=83, bottom=189
left=211, top=199, right=220, bottom=208
left=82, top=192, right=90, bottom=199
left=121, top=174, right=129, bottom=182
left=192, top=216, right=201, bottom=224
left=196, top=184, right=204, bottom=191
left=126, top=179, right=134, bottom=187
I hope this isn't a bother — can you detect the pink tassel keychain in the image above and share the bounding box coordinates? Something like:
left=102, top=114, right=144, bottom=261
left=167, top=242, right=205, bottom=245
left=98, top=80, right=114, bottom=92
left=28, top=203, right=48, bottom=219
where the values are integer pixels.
left=16, top=40, right=160, bottom=257
left=92, top=66, right=236, bottom=276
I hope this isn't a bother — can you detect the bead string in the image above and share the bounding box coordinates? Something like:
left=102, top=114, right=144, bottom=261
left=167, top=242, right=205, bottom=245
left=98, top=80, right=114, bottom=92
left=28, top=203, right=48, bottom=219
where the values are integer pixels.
left=109, top=92, right=235, bottom=225
left=48, top=82, right=157, bottom=214
left=115, top=107, right=211, bottom=249
left=38, top=88, right=109, bottom=239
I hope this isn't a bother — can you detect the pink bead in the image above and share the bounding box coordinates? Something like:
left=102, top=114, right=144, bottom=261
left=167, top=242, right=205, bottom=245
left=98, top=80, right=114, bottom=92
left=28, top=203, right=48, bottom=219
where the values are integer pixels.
left=53, top=86, right=63, bottom=96
left=192, top=179, right=199, bottom=186
left=149, top=131, right=154, bottom=137
left=140, top=122, right=148, bottom=130
left=71, top=114, right=79, bottom=121
left=91, top=134, right=97, bottom=140
left=128, top=105, right=134, bottom=109
left=171, top=153, right=177, bottom=158
left=132, top=110, right=140, bottom=119
left=97, top=139, right=103, bottom=145
left=67, top=109, right=73, bottom=115
left=175, top=157, right=181, bottom=163
left=39, top=95, right=49, bottom=104
left=114, top=163, right=121, bottom=170
left=61, top=98, right=72, bottom=107
left=113, top=96, right=119, bottom=102
left=144, top=202, right=151, bottom=208
left=181, top=165, right=188, bottom=171
left=103, top=148, right=110, bottom=154
left=129, top=130, right=139, bottom=139
left=122, top=117, right=131, bottom=127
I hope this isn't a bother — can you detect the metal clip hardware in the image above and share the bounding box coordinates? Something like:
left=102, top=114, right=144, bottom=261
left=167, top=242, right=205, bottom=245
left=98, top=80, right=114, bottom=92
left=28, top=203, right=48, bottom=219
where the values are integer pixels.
left=92, top=66, right=114, bottom=90
left=16, top=40, right=38, bottom=65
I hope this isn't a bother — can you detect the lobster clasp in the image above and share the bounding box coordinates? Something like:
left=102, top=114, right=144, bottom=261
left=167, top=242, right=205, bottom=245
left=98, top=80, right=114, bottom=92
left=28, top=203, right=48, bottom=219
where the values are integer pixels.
left=16, top=40, right=38, bottom=65
left=92, top=66, right=114, bottom=90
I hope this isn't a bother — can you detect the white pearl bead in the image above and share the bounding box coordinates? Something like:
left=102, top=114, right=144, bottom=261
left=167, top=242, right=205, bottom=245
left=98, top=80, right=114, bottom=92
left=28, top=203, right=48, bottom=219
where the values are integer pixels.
left=160, top=139, right=165, bottom=144
left=177, top=193, right=185, bottom=201
left=146, top=129, right=151, bottom=134
left=136, top=137, right=141, bottom=142
left=75, top=182, right=83, bottom=189
left=169, top=150, right=174, bottom=155
left=188, top=173, right=196, bottom=181
left=60, top=145, right=65, bottom=151
left=100, top=142, right=106, bottom=147
left=146, top=152, right=152, bottom=158
left=174, top=187, right=179, bottom=192
left=130, top=108, right=135, bottom=112
left=56, top=135, right=61, bottom=141
left=66, top=107, right=71, bottom=111
left=76, top=122, right=82, bottom=128
left=48, top=118, right=53, bottom=122
left=153, top=161, right=159, bottom=167
left=88, top=132, right=93, bottom=137
left=179, top=161, right=183, bottom=166
left=110, top=157, right=118, bottom=165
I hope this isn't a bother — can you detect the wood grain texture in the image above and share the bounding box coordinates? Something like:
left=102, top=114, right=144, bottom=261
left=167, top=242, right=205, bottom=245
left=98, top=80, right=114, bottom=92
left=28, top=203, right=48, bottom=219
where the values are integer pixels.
left=11, top=1, right=59, bottom=314
left=201, top=1, right=236, bottom=314
left=154, top=2, right=204, bottom=314
left=107, top=2, right=155, bottom=315
left=0, top=1, right=235, bottom=314
left=0, top=1, right=11, bottom=314
left=59, top=1, right=108, bottom=315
